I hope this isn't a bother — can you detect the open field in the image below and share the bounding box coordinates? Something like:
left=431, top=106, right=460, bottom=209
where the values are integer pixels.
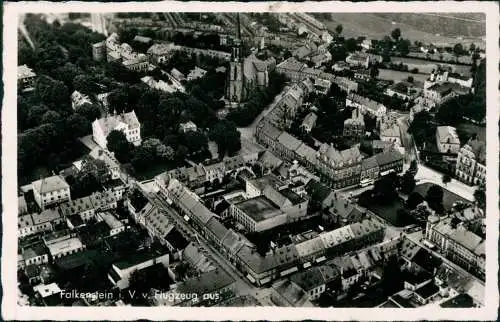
left=320, top=13, right=485, bottom=47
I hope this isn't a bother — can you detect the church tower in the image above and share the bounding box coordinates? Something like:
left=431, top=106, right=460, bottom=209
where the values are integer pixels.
left=227, top=13, right=245, bottom=103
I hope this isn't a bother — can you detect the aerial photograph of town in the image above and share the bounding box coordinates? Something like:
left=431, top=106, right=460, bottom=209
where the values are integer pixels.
left=16, top=10, right=488, bottom=309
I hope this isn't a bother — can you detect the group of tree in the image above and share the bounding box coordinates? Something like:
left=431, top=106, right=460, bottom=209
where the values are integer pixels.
left=65, top=157, right=111, bottom=199
left=209, top=120, right=241, bottom=158
left=407, top=110, right=436, bottom=147
left=227, top=71, right=288, bottom=127
left=358, top=80, right=410, bottom=112
left=106, top=131, right=177, bottom=173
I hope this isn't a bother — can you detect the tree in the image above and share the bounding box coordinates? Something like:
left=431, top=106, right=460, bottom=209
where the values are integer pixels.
left=73, top=74, right=96, bottom=95
left=406, top=192, right=424, bottom=210
left=66, top=113, right=91, bottom=137
left=391, top=28, right=401, bottom=41
left=372, top=173, right=399, bottom=202
left=106, top=130, right=134, bottom=162
left=407, top=76, right=414, bottom=83
left=40, top=110, right=62, bottom=125
left=344, top=38, right=359, bottom=52
left=77, top=103, right=101, bottom=122
left=408, top=111, right=435, bottom=146
left=335, top=24, right=343, bottom=36
left=442, top=174, right=452, bottom=185
left=400, top=171, right=416, bottom=194
left=453, top=43, right=465, bottom=58
left=80, top=157, right=111, bottom=185
left=209, top=120, right=241, bottom=157
left=426, top=184, right=444, bottom=214
left=182, top=131, right=208, bottom=154
left=131, top=145, right=155, bottom=172
left=175, top=145, right=189, bottom=160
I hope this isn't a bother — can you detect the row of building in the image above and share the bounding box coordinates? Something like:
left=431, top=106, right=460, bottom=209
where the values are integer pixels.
left=151, top=175, right=386, bottom=287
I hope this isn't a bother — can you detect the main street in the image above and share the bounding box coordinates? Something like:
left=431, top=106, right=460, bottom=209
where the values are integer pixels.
left=147, top=191, right=273, bottom=305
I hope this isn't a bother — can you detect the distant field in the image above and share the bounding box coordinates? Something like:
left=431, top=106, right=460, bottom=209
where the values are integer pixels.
left=378, top=69, right=428, bottom=83
left=319, top=13, right=485, bottom=47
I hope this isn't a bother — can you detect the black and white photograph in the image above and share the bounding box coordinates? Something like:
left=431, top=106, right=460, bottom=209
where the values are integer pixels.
left=3, top=1, right=499, bottom=320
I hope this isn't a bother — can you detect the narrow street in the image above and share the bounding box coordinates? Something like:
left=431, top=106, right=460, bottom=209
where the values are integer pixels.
left=415, top=164, right=475, bottom=201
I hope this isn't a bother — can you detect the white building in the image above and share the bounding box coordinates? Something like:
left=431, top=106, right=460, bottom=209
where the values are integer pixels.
left=18, top=64, right=36, bottom=90
left=43, top=233, right=85, bottom=260
left=436, top=126, right=461, bottom=154
left=32, top=175, right=71, bottom=210
left=92, top=110, right=141, bottom=149
left=380, top=123, right=401, bottom=146
left=18, top=208, right=62, bottom=238
left=301, top=112, right=318, bottom=133
left=98, top=212, right=125, bottom=236
left=71, top=90, right=92, bottom=110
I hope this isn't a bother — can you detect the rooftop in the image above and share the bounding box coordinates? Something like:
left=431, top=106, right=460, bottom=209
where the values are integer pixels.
left=100, top=212, right=123, bottom=230
left=92, top=110, right=140, bottom=138
left=248, top=174, right=285, bottom=192
left=440, top=293, right=475, bottom=308
left=375, top=150, right=404, bottom=167
left=32, top=175, right=69, bottom=194
left=235, top=196, right=283, bottom=222
left=414, top=282, right=439, bottom=299
left=23, top=242, right=48, bottom=260
left=177, top=268, right=235, bottom=295
left=46, top=237, right=84, bottom=257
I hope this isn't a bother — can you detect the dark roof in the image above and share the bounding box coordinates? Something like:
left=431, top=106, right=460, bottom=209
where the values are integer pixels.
left=402, top=269, right=432, bottom=286
left=177, top=269, right=235, bottom=295
left=214, top=200, right=231, bottom=215
left=305, top=179, right=334, bottom=204
left=414, top=282, right=439, bottom=299
left=164, top=228, right=189, bottom=250
left=375, top=150, right=403, bottom=167
left=128, top=189, right=149, bottom=212
left=290, top=267, right=325, bottom=291
left=205, top=217, right=229, bottom=241
left=279, top=188, right=304, bottom=205
left=440, top=293, right=475, bottom=308
left=361, top=156, right=379, bottom=170
left=67, top=215, right=85, bottom=227
left=410, top=248, right=442, bottom=273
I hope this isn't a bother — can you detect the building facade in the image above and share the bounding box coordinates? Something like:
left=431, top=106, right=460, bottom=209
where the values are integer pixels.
left=455, top=139, right=486, bottom=186
left=92, top=110, right=142, bottom=149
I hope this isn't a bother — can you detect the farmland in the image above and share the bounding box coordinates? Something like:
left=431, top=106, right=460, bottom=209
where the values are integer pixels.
left=320, top=13, right=485, bottom=47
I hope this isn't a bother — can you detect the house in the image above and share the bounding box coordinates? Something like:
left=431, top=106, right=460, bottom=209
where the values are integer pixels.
left=229, top=196, right=288, bottom=232
left=18, top=64, right=36, bottom=90
left=133, top=35, right=152, bottom=44
left=122, top=54, right=149, bottom=72
left=455, top=138, right=486, bottom=186
left=328, top=199, right=366, bottom=225
left=18, top=208, right=63, bottom=238
left=141, top=76, right=180, bottom=93
left=170, top=68, right=186, bottom=82
left=71, top=90, right=92, bottom=110
left=92, top=110, right=141, bottom=149
left=108, top=250, right=169, bottom=289
left=385, top=82, right=418, bottom=101
left=422, top=83, right=458, bottom=108
left=346, top=94, right=387, bottom=119
left=289, top=265, right=340, bottom=300
left=331, top=256, right=362, bottom=291
left=33, top=283, right=63, bottom=306
left=412, top=282, right=440, bottom=305
left=164, top=227, right=190, bottom=258
left=98, top=212, right=125, bottom=236
left=43, top=232, right=85, bottom=260
left=271, top=280, right=313, bottom=307
left=360, top=155, right=379, bottom=181
left=436, top=126, right=461, bottom=154
left=158, top=269, right=235, bottom=306
left=182, top=242, right=217, bottom=273
left=316, top=143, right=363, bottom=189
left=332, top=61, right=350, bottom=72
left=179, top=121, right=197, bottom=133
left=379, top=123, right=401, bottom=146
left=24, top=264, right=54, bottom=285
left=300, top=112, right=317, bottom=133
left=305, top=179, right=336, bottom=209
left=147, top=43, right=178, bottom=64
left=89, top=148, right=121, bottom=180
left=343, top=108, right=365, bottom=138
left=187, top=66, right=207, bottom=81
left=59, top=195, right=96, bottom=222
left=375, top=150, right=404, bottom=175
left=346, top=53, right=370, bottom=69
left=32, top=175, right=71, bottom=210
left=22, top=242, right=49, bottom=266
left=425, top=216, right=485, bottom=278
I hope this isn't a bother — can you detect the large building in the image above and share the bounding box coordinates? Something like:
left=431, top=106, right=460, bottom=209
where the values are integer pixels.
left=316, top=143, right=363, bottom=189
left=436, top=126, right=461, bottom=154
left=455, top=138, right=486, bottom=186
left=92, top=110, right=141, bottom=149
left=226, top=14, right=276, bottom=103
left=32, top=175, right=71, bottom=210
left=425, top=215, right=485, bottom=279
